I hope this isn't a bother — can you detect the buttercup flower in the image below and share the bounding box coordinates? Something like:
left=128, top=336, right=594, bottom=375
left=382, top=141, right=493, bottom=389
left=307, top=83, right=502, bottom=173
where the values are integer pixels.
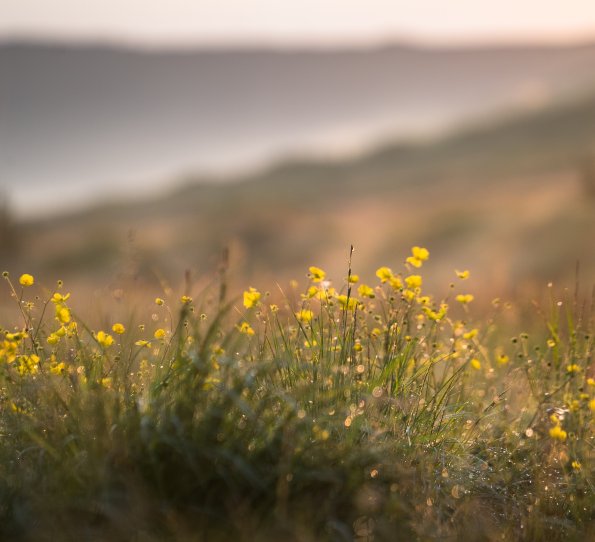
left=243, top=287, right=261, bottom=309
left=308, top=266, right=326, bottom=283
left=406, top=246, right=429, bottom=268
left=19, top=274, right=34, bottom=287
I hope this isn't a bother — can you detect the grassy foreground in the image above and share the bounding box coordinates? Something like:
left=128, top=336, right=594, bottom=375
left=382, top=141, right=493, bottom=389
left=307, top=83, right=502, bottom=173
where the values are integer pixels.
left=0, top=247, right=593, bottom=541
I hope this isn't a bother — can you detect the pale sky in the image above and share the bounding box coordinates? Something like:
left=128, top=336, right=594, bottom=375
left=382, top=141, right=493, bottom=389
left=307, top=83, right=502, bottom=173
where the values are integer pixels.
left=3, top=0, right=595, bottom=47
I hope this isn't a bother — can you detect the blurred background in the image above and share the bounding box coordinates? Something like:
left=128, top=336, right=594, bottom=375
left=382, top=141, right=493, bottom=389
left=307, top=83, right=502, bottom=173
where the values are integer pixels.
left=1, top=0, right=595, bottom=307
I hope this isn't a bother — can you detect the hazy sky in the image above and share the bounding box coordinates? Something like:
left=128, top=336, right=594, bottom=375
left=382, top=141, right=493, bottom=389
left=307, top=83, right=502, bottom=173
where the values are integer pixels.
left=3, top=0, right=595, bottom=47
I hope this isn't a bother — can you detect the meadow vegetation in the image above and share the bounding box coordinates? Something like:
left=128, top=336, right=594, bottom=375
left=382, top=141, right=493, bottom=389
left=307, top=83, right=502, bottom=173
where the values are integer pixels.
left=0, top=247, right=593, bottom=541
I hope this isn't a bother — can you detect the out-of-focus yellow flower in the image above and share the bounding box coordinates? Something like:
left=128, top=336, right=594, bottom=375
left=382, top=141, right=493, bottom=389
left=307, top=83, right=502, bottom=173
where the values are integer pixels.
left=423, top=304, right=448, bottom=322
left=587, top=378, right=595, bottom=387
left=135, top=340, right=151, bottom=347
left=112, top=323, right=125, bottom=335
left=243, top=287, right=261, bottom=308
left=308, top=266, right=326, bottom=283
left=51, top=292, right=70, bottom=303
left=304, top=285, right=319, bottom=299
left=389, top=276, right=403, bottom=290
left=295, top=309, right=314, bottom=323
left=353, top=340, right=363, bottom=352
left=155, top=297, right=164, bottom=306
left=549, top=425, right=567, bottom=442
left=269, top=304, right=279, bottom=312
left=19, top=274, right=34, bottom=287
left=16, top=354, right=40, bottom=375
left=566, top=364, right=581, bottom=374
left=497, top=354, right=509, bottom=365
left=463, top=328, right=478, bottom=340
left=571, top=460, right=581, bottom=471
left=589, top=399, right=595, bottom=412
left=56, top=306, right=71, bottom=324
left=405, top=275, right=422, bottom=290
left=154, top=328, right=166, bottom=340
left=406, top=246, right=429, bottom=268
left=96, top=331, right=114, bottom=348
left=402, top=289, right=416, bottom=302
left=358, top=284, right=375, bottom=298
left=456, top=294, right=474, bottom=304
left=376, top=267, right=393, bottom=283
left=237, top=322, right=255, bottom=335
left=455, top=270, right=470, bottom=280
left=180, top=295, right=192, bottom=304
left=336, top=294, right=358, bottom=311
left=347, top=274, right=359, bottom=284
left=470, top=358, right=481, bottom=370
left=50, top=360, right=67, bottom=375
left=47, top=333, right=60, bottom=345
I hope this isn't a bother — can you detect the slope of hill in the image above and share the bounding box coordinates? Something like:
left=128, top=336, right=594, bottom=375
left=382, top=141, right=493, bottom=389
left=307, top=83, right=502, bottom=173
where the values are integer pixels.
left=4, top=90, right=594, bottom=304
left=4, top=41, right=595, bottom=216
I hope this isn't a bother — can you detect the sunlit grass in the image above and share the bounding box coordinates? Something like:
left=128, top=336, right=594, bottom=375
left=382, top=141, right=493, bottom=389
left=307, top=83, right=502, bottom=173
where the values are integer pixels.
left=0, top=247, right=593, bottom=541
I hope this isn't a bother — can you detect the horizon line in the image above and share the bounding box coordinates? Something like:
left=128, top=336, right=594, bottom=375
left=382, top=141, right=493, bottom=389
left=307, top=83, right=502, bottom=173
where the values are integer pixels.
left=3, top=31, right=595, bottom=53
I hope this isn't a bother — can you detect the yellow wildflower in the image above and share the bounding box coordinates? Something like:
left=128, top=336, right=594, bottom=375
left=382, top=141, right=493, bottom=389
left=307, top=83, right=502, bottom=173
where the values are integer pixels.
left=389, top=276, right=403, bottom=290
left=56, top=306, right=71, bottom=324
left=358, top=284, right=375, bottom=298
left=295, top=309, right=314, bottom=323
left=112, top=323, right=126, bottom=335
left=19, top=274, right=34, bottom=287
left=571, top=461, right=581, bottom=471
left=154, top=328, right=166, bottom=340
left=423, top=304, right=448, bottom=322
left=49, top=361, right=67, bottom=375
left=455, top=270, right=470, bottom=279
left=237, top=322, right=255, bottom=335
left=463, top=328, right=478, bottom=340
left=243, top=287, right=261, bottom=309
left=402, top=289, right=416, bottom=302
left=135, top=340, right=151, bottom=347
left=16, top=354, right=40, bottom=376
left=470, top=358, right=481, bottom=370
left=566, top=364, right=581, bottom=374
left=336, top=294, right=358, bottom=311
left=47, top=333, right=60, bottom=345
left=347, top=274, right=359, bottom=284
left=497, top=354, right=509, bottom=365
left=180, top=295, right=193, bottom=304
left=155, top=297, right=164, bottom=306
left=51, top=292, right=70, bottom=303
left=456, top=294, right=474, bottom=304
left=406, top=246, right=429, bottom=268
left=587, top=378, right=595, bottom=387
left=308, top=266, right=326, bottom=283
left=96, top=331, right=114, bottom=348
left=376, top=266, right=393, bottom=283
left=304, top=285, right=319, bottom=299
left=405, top=275, right=422, bottom=290
left=549, top=425, right=567, bottom=442
left=589, top=399, right=595, bottom=412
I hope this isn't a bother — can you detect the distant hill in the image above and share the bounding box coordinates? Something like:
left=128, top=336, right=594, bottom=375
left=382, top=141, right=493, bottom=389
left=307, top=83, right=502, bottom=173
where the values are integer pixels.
left=4, top=41, right=595, bottom=216
left=7, top=88, right=595, bottom=301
